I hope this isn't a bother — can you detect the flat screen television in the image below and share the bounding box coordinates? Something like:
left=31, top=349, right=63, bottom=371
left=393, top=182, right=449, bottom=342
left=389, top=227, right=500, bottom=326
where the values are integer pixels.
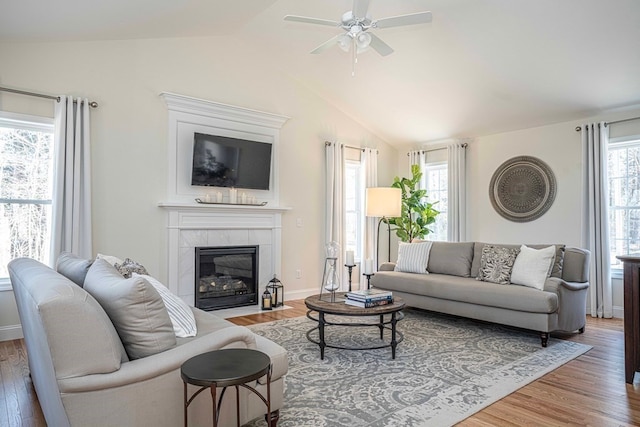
left=191, top=132, right=272, bottom=190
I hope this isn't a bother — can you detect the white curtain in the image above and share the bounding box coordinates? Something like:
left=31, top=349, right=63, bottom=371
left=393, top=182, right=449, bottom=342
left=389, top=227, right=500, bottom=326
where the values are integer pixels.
left=581, top=122, right=612, bottom=318
left=363, top=148, right=378, bottom=267
left=325, top=142, right=346, bottom=288
left=51, top=96, right=93, bottom=262
left=447, top=142, right=467, bottom=242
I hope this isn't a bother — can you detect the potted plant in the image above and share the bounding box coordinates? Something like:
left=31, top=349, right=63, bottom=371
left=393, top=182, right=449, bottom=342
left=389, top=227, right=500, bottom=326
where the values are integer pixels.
left=387, top=164, right=440, bottom=242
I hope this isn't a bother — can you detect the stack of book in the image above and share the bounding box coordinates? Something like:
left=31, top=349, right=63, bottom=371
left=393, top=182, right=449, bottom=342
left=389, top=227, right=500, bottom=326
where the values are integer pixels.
left=344, top=289, right=393, bottom=308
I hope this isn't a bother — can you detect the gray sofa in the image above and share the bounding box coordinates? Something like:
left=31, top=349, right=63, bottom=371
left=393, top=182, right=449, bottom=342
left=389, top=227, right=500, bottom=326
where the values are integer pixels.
left=370, top=242, right=590, bottom=346
left=8, top=256, right=287, bottom=427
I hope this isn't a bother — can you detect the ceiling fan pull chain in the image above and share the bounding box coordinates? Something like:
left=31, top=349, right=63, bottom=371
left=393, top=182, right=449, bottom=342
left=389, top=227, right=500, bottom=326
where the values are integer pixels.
left=352, top=36, right=357, bottom=76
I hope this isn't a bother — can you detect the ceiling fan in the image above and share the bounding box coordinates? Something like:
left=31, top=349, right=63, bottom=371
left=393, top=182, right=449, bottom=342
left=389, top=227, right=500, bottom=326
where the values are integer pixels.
left=284, top=0, right=432, bottom=74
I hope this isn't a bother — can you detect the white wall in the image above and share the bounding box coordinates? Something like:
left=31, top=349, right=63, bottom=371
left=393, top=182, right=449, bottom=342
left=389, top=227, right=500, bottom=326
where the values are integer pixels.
left=0, top=36, right=399, bottom=336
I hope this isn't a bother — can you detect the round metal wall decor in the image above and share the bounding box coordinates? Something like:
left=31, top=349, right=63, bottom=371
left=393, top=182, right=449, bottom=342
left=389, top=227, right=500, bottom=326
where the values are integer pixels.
left=489, top=156, right=556, bottom=222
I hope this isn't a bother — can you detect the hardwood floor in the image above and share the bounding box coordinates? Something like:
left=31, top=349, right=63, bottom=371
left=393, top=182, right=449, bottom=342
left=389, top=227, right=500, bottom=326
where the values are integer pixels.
left=2, top=301, right=639, bottom=426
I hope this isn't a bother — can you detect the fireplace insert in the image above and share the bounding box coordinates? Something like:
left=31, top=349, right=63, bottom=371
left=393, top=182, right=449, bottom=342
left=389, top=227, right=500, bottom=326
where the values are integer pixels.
left=194, top=246, right=258, bottom=310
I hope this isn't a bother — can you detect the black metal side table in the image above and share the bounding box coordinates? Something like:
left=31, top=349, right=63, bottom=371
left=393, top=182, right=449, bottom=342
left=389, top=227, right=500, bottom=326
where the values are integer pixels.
left=181, top=348, right=273, bottom=427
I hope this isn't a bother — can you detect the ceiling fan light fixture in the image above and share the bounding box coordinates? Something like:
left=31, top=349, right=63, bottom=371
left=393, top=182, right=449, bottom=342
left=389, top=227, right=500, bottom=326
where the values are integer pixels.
left=356, top=32, right=372, bottom=51
left=337, top=34, right=352, bottom=52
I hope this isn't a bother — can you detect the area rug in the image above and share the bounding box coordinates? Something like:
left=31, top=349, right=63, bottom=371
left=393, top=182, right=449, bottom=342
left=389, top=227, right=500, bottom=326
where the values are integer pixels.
left=246, top=309, right=591, bottom=427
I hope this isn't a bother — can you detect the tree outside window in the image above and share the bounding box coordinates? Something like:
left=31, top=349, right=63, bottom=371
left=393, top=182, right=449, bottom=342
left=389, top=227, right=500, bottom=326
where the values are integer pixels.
left=425, top=163, right=447, bottom=241
left=608, top=138, right=640, bottom=270
left=0, top=114, right=54, bottom=280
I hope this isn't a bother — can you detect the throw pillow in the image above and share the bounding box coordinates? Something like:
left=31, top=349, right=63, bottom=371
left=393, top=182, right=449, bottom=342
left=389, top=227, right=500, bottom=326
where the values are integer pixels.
left=84, top=259, right=176, bottom=359
left=133, top=273, right=197, bottom=338
left=510, top=245, right=556, bottom=290
left=56, top=252, right=93, bottom=287
left=476, top=245, right=520, bottom=285
left=394, top=241, right=433, bottom=274
left=115, top=258, right=149, bottom=278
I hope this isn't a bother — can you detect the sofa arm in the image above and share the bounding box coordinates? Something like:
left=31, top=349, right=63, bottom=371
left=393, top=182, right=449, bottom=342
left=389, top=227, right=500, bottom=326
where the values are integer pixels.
left=58, top=325, right=257, bottom=393
left=562, top=247, right=590, bottom=283
left=544, top=277, right=589, bottom=332
left=379, top=262, right=396, bottom=272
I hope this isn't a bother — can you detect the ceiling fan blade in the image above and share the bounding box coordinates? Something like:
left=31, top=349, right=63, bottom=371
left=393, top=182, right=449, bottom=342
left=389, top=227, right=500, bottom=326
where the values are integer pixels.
left=352, top=0, right=371, bottom=18
left=310, top=35, right=342, bottom=54
left=373, top=11, right=432, bottom=29
left=368, top=33, right=394, bottom=56
left=284, top=15, right=341, bottom=27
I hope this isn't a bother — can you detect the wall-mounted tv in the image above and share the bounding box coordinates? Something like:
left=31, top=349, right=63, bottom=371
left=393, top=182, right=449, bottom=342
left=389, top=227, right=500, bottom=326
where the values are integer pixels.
left=191, top=132, right=272, bottom=190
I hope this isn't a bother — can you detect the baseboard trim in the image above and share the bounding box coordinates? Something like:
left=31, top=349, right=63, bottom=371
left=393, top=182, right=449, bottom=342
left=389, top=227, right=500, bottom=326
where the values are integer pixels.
left=0, top=324, right=23, bottom=342
left=613, top=305, right=624, bottom=319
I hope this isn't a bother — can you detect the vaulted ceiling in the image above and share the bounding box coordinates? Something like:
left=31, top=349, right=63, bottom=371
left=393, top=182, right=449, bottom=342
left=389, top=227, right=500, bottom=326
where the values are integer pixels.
left=3, top=0, right=640, bottom=145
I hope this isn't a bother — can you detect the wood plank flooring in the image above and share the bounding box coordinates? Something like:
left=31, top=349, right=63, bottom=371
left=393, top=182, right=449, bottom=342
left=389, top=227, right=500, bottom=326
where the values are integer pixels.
left=2, top=301, right=639, bottom=426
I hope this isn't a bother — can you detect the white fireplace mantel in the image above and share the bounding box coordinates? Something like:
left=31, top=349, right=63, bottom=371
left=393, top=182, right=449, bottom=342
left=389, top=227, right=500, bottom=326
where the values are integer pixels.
left=159, top=203, right=290, bottom=305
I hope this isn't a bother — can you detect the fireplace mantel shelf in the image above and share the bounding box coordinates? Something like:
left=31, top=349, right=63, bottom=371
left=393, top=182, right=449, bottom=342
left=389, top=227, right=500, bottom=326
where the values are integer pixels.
left=158, top=201, right=291, bottom=214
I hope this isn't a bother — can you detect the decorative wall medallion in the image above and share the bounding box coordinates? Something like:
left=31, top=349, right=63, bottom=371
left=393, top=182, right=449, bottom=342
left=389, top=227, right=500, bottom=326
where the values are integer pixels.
left=489, top=156, right=556, bottom=222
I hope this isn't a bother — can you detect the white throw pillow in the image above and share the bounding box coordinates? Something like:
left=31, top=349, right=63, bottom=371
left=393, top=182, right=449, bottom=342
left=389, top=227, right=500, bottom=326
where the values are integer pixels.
left=394, top=241, right=433, bottom=274
left=510, top=245, right=556, bottom=290
left=133, top=273, right=197, bottom=338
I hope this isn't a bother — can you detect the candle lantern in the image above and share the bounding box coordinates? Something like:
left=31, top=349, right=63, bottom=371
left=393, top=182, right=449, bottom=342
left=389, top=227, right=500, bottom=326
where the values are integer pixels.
left=261, top=288, right=273, bottom=310
left=266, top=274, right=284, bottom=308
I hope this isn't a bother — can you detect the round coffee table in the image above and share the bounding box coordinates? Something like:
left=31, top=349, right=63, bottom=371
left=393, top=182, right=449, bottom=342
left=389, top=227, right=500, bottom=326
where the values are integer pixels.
left=304, top=292, right=406, bottom=360
left=180, top=348, right=273, bottom=427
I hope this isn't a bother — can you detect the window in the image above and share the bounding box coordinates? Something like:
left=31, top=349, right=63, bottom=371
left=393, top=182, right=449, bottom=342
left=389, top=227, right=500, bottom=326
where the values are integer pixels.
left=424, top=163, right=448, bottom=241
left=0, top=112, right=55, bottom=283
left=608, top=137, right=640, bottom=271
left=345, top=160, right=364, bottom=261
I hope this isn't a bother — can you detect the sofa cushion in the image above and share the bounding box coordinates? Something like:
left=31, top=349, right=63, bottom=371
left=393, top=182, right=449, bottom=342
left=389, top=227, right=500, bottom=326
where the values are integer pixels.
left=133, top=273, right=197, bottom=338
left=56, top=252, right=93, bottom=287
left=394, top=241, right=432, bottom=274
left=426, top=241, right=474, bottom=277
left=471, top=243, right=565, bottom=278
left=476, top=245, right=519, bottom=285
left=371, top=271, right=558, bottom=314
left=511, top=245, right=556, bottom=290
left=84, top=259, right=176, bottom=359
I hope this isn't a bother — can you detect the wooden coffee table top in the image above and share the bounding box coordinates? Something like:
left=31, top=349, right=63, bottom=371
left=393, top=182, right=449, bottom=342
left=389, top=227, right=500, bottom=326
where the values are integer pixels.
left=305, top=292, right=405, bottom=316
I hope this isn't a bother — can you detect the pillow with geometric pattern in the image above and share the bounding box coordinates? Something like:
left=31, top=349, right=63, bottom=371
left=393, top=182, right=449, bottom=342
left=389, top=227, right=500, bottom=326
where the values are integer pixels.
left=476, top=244, right=520, bottom=285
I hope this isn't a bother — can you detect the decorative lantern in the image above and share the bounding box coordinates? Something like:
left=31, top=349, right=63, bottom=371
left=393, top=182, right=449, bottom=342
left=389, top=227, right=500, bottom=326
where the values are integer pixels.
left=266, top=274, right=284, bottom=308
left=261, top=288, right=273, bottom=310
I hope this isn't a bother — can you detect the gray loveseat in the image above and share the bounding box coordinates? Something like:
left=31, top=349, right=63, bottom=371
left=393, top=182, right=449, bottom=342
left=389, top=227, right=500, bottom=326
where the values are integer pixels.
left=370, top=242, right=590, bottom=346
left=8, top=255, right=287, bottom=427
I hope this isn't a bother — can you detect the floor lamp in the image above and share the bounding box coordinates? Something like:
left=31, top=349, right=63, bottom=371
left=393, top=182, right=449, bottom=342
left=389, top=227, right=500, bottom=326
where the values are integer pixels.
left=366, top=187, right=402, bottom=269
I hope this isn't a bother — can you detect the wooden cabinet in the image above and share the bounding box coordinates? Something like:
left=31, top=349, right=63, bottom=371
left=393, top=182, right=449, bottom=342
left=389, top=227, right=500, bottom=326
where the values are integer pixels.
left=618, top=255, right=640, bottom=384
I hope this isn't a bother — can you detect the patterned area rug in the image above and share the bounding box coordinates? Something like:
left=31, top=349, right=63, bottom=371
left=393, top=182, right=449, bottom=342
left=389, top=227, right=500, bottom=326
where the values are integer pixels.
left=246, top=309, right=591, bottom=427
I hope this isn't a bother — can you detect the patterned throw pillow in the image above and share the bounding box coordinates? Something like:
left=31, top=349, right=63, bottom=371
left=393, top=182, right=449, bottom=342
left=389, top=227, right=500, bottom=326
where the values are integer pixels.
left=115, top=258, right=149, bottom=278
left=476, top=245, right=520, bottom=285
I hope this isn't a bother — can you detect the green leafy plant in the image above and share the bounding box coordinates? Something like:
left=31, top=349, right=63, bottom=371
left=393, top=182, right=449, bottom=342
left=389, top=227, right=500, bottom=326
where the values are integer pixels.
left=387, top=164, right=440, bottom=242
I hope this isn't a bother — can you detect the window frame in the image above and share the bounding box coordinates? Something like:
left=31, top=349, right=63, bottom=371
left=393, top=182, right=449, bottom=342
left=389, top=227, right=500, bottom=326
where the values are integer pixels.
left=344, top=159, right=364, bottom=263
left=0, top=111, right=55, bottom=291
left=423, top=161, right=448, bottom=242
left=608, top=134, right=640, bottom=279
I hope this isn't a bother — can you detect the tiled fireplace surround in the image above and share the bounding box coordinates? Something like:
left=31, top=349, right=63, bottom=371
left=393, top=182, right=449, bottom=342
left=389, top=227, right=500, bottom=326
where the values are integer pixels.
left=161, top=204, right=287, bottom=307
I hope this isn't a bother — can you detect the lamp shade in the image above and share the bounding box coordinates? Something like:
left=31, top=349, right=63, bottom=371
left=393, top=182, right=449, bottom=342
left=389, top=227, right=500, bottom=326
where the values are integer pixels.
left=366, top=187, right=402, bottom=218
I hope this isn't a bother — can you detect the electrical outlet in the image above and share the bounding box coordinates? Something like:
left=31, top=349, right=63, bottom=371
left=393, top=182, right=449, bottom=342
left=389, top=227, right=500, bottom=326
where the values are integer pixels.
left=296, top=269, right=302, bottom=279
left=296, top=218, right=303, bottom=227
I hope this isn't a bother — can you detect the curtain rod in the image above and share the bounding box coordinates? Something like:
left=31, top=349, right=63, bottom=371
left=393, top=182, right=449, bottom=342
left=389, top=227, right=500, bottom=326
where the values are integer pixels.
left=325, top=141, right=372, bottom=152
left=574, top=116, right=640, bottom=132
left=0, top=86, right=98, bottom=108
left=406, top=143, right=468, bottom=156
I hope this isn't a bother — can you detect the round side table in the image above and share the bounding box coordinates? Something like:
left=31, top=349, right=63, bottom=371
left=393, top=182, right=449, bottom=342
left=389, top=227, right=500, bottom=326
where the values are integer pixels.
left=181, top=348, right=273, bottom=427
